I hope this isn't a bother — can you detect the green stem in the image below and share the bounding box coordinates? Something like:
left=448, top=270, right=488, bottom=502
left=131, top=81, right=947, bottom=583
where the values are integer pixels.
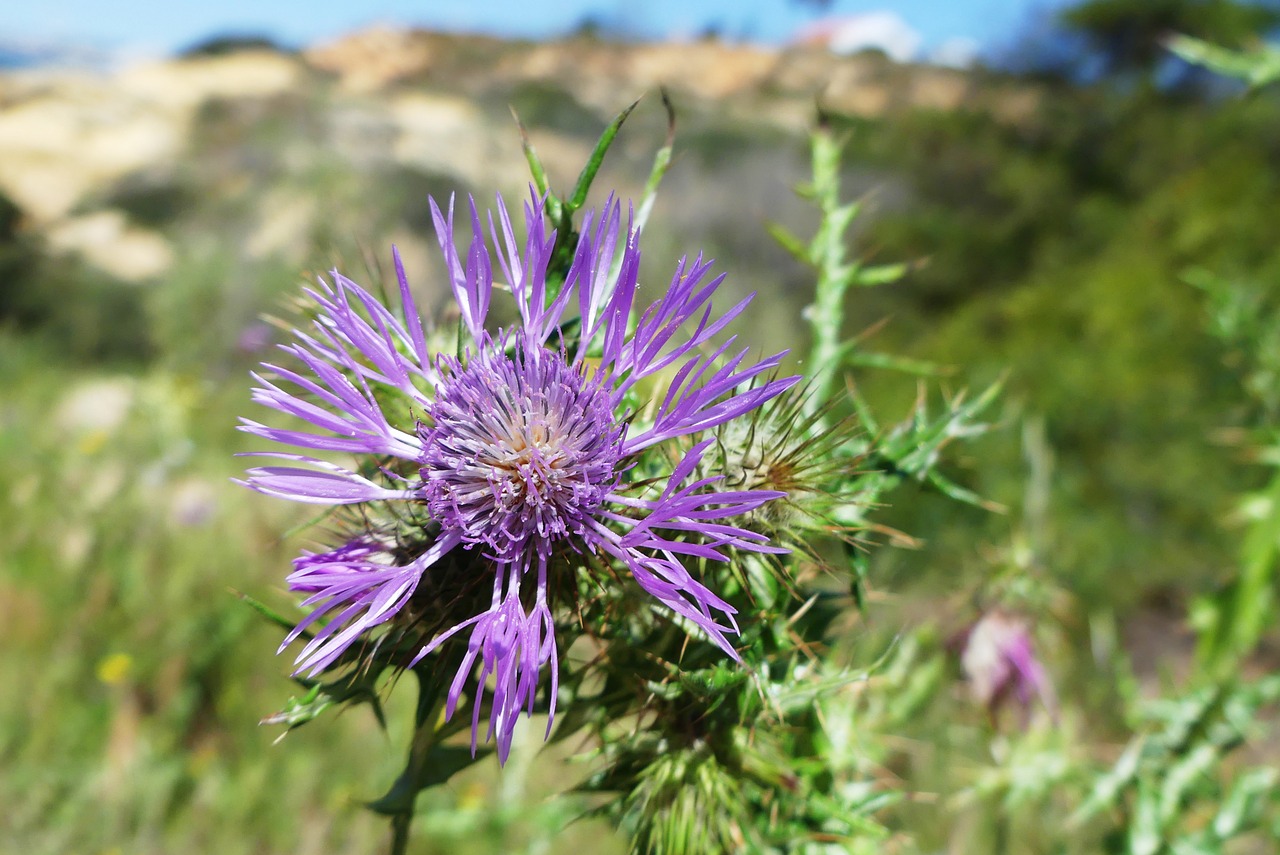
left=805, top=129, right=846, bottom=411
left=390, top=811, right=413, bottom=855
left=388, top=672, right=448, bottom=855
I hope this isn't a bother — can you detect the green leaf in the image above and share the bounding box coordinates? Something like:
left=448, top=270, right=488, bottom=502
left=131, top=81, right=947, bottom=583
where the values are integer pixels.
left=259, top=683, right=334, bottom=729
left=1070, top=737, right=1144, bottom=826
left=566, top=98, right=640, bottom=214
left=1167, top=34, right=1280, bottom=88
left=1212, top=767, right=1278, bottom=840
left=633, top=89, right=675, bottom=238
left=511, top=106, right=564, bottom=224
left=765, top=222, right=810, bottom=265
left=1196, top=471, right=1280, bottom=674
left=1129, top=778, right=1164, bottom=855
left=366, top=744, right=493, bottom=817
left=233, top=589, right=301, bottom=634
left=844, top=350, right=944, bottom=376
left=1157, top=743, right=1217, bottom=826
left=261, top=667, right=389, bottom=733
left=853, top=262, right=909, bottom=287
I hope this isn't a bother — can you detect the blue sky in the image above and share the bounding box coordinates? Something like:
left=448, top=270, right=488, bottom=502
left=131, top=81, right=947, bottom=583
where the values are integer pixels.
left=4, top=1, right=1074, bottom=59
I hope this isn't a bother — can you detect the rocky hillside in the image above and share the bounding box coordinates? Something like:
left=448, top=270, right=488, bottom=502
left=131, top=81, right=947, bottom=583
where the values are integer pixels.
left=0, top=28, right=1040, bottom=297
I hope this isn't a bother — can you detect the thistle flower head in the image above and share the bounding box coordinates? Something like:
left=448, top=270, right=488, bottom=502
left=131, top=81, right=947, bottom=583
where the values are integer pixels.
left=696, top=385, right=870, bottom=580
left=420, top=338, right=625, bottom=563
left=240, top=191, right=798, bottom=761
left=956, top=610, right=1056, bottom=725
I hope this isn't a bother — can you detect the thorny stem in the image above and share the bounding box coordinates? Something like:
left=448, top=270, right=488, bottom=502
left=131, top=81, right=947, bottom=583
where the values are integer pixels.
left=804, top=126, right=851, bottom=414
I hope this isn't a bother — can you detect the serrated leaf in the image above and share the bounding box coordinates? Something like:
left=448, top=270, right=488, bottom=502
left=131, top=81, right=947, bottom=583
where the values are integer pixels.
left=1212, top=767, right=1278, bottom=840
left=1069, top=737, right=1144, bottom=826
left=1130, top=779, right=1164, bottom=855
left=260, top=683, right=333, bottom=729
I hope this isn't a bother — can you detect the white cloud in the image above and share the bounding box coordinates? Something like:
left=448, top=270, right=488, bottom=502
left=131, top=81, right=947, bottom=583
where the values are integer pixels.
left=795, top=11, right=923, bottom=63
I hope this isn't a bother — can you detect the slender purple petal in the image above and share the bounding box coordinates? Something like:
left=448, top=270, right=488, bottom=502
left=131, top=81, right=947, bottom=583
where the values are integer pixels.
left=281, top=532, right=462, bottom=676
left=239, top=456, right=421, bottom=504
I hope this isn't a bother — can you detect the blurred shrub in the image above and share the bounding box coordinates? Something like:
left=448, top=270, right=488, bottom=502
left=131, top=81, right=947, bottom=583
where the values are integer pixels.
left=98, top=172, right=199, bottom=230
left=0, top=218, right=155, bottom=367
left=837, top=86, right=1280, bottom=606
left=178, top=34, right=295, bottom=58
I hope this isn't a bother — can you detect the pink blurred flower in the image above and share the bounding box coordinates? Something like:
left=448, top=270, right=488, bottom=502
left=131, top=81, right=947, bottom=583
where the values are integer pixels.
left=955, top=610, right=1056, bottom=726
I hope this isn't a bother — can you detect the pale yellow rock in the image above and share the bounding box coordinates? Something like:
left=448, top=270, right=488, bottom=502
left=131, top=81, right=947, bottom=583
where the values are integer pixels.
left=390, top=92, right=515, bottom=189
left=0, top=53, right=301, bottom=222
left=908, top=69, right=969, bottom=112
left=305, top=25, right=432, bottom=92
left=989, top=87, right=1041, bottom=127
left=46, top=210, right=174, bottom=281
left=625, top=42, right=776, bottom=101
left=0, top=84, right=182, bottom=221
left=827, top=82, right=891, bottom=118
left=116, top=51, right=303, bottom=111
left=246, top=190, right=317, bottom=262
left=0, top=30, right=1046, bottom=234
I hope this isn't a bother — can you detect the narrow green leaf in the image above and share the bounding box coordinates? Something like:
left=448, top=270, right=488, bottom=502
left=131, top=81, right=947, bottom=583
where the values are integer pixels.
left=1157, top=743, right=1217, bottom=826
left=1129, top=779, right=1164, bottom=855
left=1167, top=34, right=1280, bottom=88
left=260, top=684, right=334, bottom=729
left=844, top=350, right=944, bottom=376
left=765, top=222, right=811, bottom=264
left=567, top=98, right=640, bottom=213
left=926, top=470, right=1004, bottom=511
left=1212, top=767, right=1277, bottom=840
left=633, top=89, right=675, bottom=238
left=854, top=262, right=910, bottom=287
left=1069, top=737, right=1144, bottom=826
left=1197, top=471, right=1280, bottom=673
left=511, top=106, right=564, bottom=224
left=233, top=589, right=300, bottom=634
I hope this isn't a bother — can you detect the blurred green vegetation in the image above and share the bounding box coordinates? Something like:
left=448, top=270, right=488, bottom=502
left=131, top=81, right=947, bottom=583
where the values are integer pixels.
left=840, top=83, right=1280, bottom=611
left=6, top=7, right=1280, bottom=851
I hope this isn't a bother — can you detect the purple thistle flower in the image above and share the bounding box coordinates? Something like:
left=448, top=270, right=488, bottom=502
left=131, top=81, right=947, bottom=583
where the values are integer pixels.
left=240, top=192, right=798, bottom=762
left=956, top=610, right=1057, bottom=726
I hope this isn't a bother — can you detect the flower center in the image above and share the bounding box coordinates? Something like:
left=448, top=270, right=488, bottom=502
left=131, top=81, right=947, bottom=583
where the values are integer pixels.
left=420, top=341, right=624, bottom=563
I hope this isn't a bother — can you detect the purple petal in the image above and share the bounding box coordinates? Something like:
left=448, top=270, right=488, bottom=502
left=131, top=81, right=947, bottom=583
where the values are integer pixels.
left=420, top=558, right=558, bottom=764
left=429, top=194, right=492, bottom=340
left=281, top=532, right=462, bottom=676
left=239, top=456, right=420, bottom=504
